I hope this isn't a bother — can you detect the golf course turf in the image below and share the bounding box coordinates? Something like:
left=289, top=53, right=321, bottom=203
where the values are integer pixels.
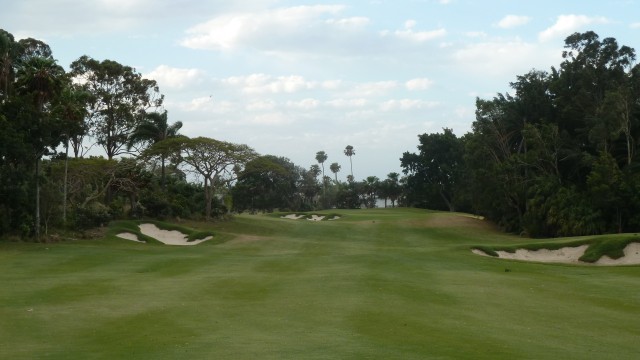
left=1, top=208, right=639, bottom=359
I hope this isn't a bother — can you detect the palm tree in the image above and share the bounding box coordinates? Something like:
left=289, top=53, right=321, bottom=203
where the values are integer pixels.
left=344, top=145, right=355, bottom=179
left=315, top=151, right=328, bottom=198
left=329, top=162, right=341, bottom=182
left=128, top=110, right=182, bottom=186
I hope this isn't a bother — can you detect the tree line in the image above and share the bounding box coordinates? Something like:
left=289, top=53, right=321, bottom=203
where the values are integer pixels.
left=4, top=28, right=635, bottom=240
left=401, top=31, right=640, bottom=237
left=0, top=28, right=404, bottom=240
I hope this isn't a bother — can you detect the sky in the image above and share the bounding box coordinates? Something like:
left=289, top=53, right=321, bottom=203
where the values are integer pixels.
left=2, top=0, right=639, bottom=181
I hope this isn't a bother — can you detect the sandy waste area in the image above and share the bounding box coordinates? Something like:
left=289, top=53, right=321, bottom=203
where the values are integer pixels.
left=117, top=223, right=211, bottom=246
left=280, top=214, right=341, bottom=221
left=473, top=242, right=640, bottom=265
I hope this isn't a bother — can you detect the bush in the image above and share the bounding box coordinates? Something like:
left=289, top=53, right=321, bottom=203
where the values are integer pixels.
left=74, top=203, right=112, bottom=230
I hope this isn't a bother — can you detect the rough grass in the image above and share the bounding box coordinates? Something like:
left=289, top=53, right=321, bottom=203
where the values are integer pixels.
left=1, top=208, right=640, bottom=359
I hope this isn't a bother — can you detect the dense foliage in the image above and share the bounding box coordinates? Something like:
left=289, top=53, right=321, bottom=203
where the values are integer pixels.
left=402, top=31, right=640, bottom=237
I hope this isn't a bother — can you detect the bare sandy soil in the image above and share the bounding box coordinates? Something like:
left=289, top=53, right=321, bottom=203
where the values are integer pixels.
left=280, top=214, right=341, bottom=221
left=116, top=223, right=211, bottom=246
left=473, top=243, right=640, bottom=266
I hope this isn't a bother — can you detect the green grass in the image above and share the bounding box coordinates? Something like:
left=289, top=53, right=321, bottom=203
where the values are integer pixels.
left=1, top=208, right=640, bottom=359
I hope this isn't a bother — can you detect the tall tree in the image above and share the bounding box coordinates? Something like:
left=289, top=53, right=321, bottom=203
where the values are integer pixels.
left=329, top=162, right=341, bottom=182
left=344, top=145, right=355, bottom=179
left=128, top=110, right=182, bottom=186
left=15, top=55, right=66, bottom=239
left=401, top=128, right=464, bottom=212
left=315, top=150, right=328, bottom=200
left=70, top=55, right=163, bottom=160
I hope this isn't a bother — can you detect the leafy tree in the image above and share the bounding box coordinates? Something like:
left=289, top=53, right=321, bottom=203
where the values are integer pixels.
left=14, top=55, right=66, bottom=239
left=167, top=137, right=256, bottom=219
left=361, top=176, right=380, bottom=208
left=233, top=155, right=301, bottom=212
left=70, top=55, right=163, bottom=160
left=379, top=172, right=402, bottom=208
left=401, top=128, right=464, bottom=212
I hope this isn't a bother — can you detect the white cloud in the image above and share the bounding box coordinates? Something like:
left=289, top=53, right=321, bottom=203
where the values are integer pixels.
left=631, top=22, right=640, bottom=29
left=286, top=98, right=321, bottom=110
left=453, top=40, right=557, bottom=77
left=326, top=98, right=368, bottom=108
left=144, top=65, right=204, bottom=89
left=222, top=74, right=316, bottom=94
left=538, top=15, right=610, bottom=42
left=252, top=112, right=293, bottom=126
left=382, top=25, right=447, bottom=42
left=181, top=5, right=346, bottom=50
left=379, top=99, right=439, bottom=111
left=246, top=100, right=277, bottom=111
left=496, top=15, right=531, bottom=29
left=178, top=97, right=234, bottom=113
left=325, top=17, right=370, bottom=29
left=405, top=78, right=434, bottom=90
left=348, top=81, right=398, bottom=97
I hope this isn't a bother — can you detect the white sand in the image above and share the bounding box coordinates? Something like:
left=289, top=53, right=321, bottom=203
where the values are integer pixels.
left=328, top=216, right=341, bottom=221
left=281, top=214, right=305, bottom=220
left=595, top=243, right=640, bottom=265
left=494, top=245, right=589, bottom=263
left=116, top=232, right=145, bottom=243
left=307, top=215, right=325, bottom=221
left=473, top=243, right=640, bottom=266
left=138, top=223, right=211, bottom=246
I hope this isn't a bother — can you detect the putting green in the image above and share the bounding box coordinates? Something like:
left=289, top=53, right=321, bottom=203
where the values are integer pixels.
left=1, top=208, right=639, bottom=359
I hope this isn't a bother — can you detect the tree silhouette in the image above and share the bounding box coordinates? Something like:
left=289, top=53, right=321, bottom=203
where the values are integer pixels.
left=344, top=145, right=355, bottom=179
left=329, top=162, right=341, bottom=182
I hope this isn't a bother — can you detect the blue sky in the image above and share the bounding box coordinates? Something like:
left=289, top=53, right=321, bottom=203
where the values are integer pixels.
left=2, top=0, right=639, bottom=180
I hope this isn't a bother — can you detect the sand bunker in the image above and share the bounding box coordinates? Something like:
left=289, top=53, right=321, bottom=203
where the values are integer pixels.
left=116, top=223, right=211, bottom=246
left=472, top=243, right=640, bottom=266
left=281, top=214, right=305, bottom=220
left=116, top=232, right=144, bottom=243
left=281, top=214, right=341, bottom=221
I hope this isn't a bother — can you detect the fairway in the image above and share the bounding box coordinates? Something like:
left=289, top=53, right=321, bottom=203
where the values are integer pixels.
left=1, top=208, right=639, bottom=359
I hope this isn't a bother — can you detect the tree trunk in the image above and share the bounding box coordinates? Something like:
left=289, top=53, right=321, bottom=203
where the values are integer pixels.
left=439, top=189, right=455, bottom=212
left=204, top=177, right=212, bottom=220
left=160, top=154, right=166, bottom=187
left=35, top=157, right=40, bottom=241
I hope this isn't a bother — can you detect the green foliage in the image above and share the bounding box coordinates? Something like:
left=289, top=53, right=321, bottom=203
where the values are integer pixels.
left=408, top=31, right=640, bottom=237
